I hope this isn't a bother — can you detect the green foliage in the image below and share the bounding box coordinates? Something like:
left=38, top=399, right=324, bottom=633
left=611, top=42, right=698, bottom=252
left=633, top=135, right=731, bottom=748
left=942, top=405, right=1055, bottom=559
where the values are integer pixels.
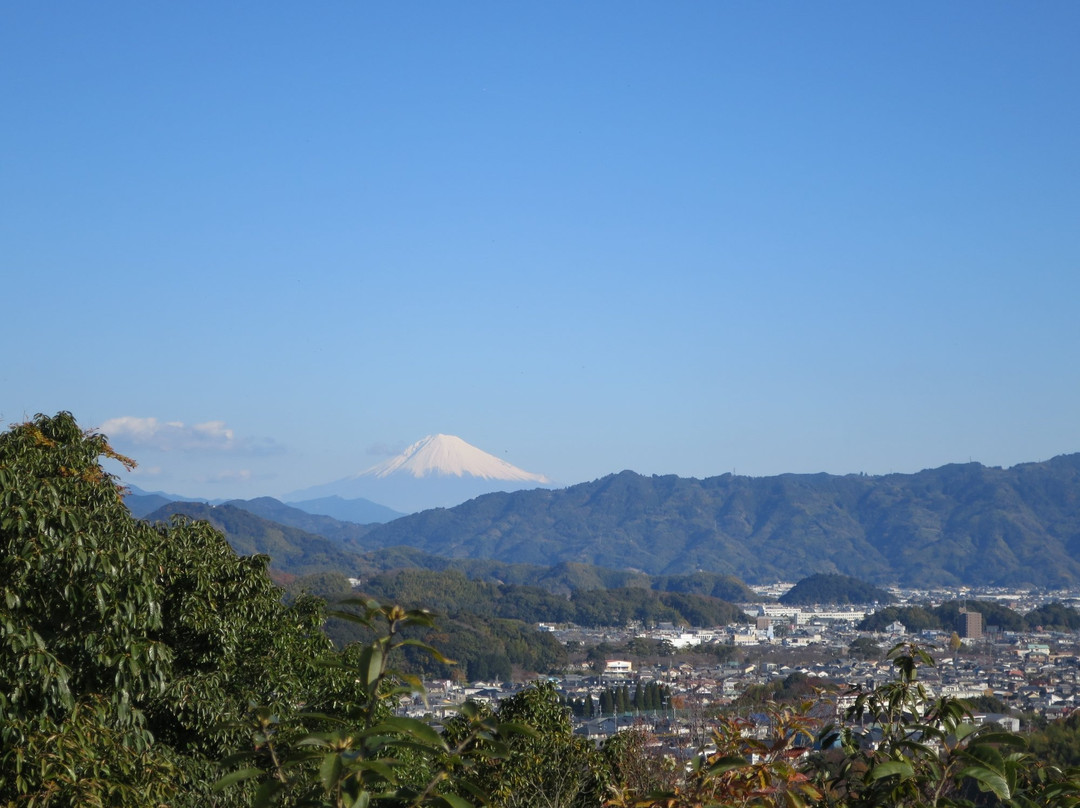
left=0, top=414, right=368, bottom=805
left=0, top=413, right=177, bottom=804
left=848, top=637, right=883, bottom=660
left=8, top=414, right=1080, bottom=808
left=145, top=516, right=362, bottom=766
left=652, top=571, right=763, bottom=602
left=330, top=568, right=747, bottom=683
left=402, top=615, right=567, bottom=681
left=216, top=600, right=515, bottom=808
left=1027, top=710, right=1080, bottom=769
left=1023, top=602, right=1080, bottom=631
left=600, top=727, right=682, bottom=801
left=444, top=683, right=610, bottom=808
left=360, top=568, right=749, bottom=630
left=570, top=682, right=668, bottom=716
left=736, top=671, right=829, bottom=707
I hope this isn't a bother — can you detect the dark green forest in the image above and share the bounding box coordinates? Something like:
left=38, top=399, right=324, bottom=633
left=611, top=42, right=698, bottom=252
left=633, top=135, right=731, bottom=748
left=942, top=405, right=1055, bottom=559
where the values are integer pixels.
left=778, top=574, right=894, bottom=606
left=355, top=568, right=750, bottom=629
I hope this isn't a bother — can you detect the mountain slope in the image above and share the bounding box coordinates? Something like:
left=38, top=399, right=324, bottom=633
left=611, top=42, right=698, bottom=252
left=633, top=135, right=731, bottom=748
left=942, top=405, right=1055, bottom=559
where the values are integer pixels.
left=223, top=497, right=379, bottom=545
left=284, top=495, right=405, bottom=524
left=363, top=434, right=550, bottom=482
left=351, top=455, right=1080, bottom=587
left=143, top=502, right=364, bottom=576
left=286, top=434, right=552, bottom=512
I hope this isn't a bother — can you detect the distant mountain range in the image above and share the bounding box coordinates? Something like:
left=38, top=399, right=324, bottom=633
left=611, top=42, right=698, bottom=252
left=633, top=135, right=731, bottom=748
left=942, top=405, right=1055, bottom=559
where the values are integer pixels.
left=124, top=486, right=402, bottom=525
left=143, top=500, right=367, bottom=576
left=285, top=434, right=553, bottom=513
left=137, top=497, right=760, bottom=603
left=349, top=454, right=1080, bottom=588
left=131, top=453, right=1080, bottom=589
left=283, top=495, right=405, bottom=524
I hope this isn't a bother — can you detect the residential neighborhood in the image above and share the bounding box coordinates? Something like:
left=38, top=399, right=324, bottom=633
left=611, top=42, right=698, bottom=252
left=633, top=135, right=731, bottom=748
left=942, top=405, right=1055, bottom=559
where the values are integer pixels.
left=397, top=584, right=1080, bottom=758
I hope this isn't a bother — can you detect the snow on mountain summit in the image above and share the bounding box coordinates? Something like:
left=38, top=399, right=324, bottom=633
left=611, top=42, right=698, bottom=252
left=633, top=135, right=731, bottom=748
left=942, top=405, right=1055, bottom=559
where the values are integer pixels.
left=360, top=434, right=550, bottom=483
left=284, top=434, right=553, bottom=513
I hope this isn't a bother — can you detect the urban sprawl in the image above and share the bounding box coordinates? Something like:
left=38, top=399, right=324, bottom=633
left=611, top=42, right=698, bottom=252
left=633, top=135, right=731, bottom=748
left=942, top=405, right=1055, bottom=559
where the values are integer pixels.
left=398, top=585, right=1080, bottom=756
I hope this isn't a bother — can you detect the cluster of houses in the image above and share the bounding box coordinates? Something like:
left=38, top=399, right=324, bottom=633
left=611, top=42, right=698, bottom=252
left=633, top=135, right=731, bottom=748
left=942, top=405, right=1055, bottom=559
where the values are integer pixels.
left=396, top=586, right=1080, bottom=752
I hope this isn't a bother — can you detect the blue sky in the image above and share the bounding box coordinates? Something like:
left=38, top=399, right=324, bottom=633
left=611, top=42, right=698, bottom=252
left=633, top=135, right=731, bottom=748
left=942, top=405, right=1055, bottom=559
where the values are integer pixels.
left=3, top=3, right=1078, bottom=500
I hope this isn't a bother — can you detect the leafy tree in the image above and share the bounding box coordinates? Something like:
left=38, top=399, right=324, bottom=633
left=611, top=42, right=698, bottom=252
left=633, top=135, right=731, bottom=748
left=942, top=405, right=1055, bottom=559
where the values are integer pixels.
left=0, top=413, right=180, bottom=804
left=736, top=671, right=827, bottom=707
left=949, top=631, right=963, bottom=653
left=0, top=414, right=395, bottom=805
left=1027, top=711, right=1080, bottom=769
left=848, top=637, right=882, bottom=660
left=216, top=600, right=512, bottom=808
left=445, top=682, right=609, bottom=808
left=601, top=727, right=681, bottom=800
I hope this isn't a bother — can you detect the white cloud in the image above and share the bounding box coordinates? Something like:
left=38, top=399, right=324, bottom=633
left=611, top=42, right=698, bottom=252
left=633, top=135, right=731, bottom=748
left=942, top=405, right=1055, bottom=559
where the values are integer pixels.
left=99, top=416, right=282, bottom=455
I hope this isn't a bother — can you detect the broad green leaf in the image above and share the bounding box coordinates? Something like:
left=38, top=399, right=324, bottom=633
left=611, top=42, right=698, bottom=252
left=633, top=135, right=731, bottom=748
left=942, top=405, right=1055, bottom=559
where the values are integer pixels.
left=958, top=765, right=1012, bottom=799
left=369, top=717, right=447, bottom=750
left=213, top=767, right=264, bottom=791
left=870, top=760, right=915, bottom=780
left=319, top=753, right=343, bottom=791
left=707, top=755, right=749, bottom=776
left=974, top=731, right=1027, bottom=749
left=952, top=721, right=979, bottom=741
left=357, top=644, right=384, bottom=689
left=495, top=721, right=539, bottom=738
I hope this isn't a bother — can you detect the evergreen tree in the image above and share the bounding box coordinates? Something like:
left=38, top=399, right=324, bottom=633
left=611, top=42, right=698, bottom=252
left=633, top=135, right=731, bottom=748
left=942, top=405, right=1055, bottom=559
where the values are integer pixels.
left=600, top=690, right=614, bottom=715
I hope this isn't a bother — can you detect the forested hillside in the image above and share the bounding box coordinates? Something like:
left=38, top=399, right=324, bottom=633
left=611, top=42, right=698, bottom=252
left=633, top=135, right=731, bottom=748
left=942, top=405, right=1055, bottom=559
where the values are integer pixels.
left=779, top=574, right=894, bottom=605
left=352, top=459, right=1080, bottom=586
left=355, top=568, right=750, bottom=628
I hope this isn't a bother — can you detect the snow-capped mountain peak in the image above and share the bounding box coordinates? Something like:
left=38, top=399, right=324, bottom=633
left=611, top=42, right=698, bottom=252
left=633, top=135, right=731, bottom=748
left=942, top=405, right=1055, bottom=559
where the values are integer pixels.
left=285, top=434, right=553, bottom=513
left=360, top=434, right=550, bottom=483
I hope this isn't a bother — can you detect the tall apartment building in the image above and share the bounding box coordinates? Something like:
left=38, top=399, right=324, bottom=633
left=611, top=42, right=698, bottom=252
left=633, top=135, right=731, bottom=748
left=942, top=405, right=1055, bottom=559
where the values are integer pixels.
left=958, top=608, right=983, bottom=639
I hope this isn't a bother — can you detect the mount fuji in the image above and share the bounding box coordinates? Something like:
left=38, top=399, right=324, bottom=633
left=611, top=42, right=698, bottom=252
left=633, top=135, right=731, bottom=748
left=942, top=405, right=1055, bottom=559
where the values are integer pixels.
left=286, top=434, right=553, bottom=514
